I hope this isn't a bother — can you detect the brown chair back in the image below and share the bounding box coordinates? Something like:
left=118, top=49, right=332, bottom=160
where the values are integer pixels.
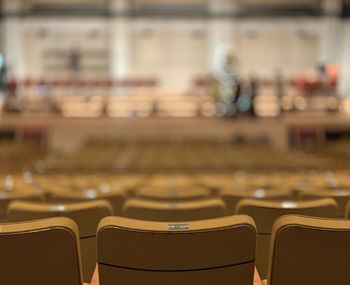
left=236, top=198, right=338, bottom=279
left=133, top=187, right=212, bottom=202
left=97, top=215, right=257, bottom=285
left=0, top=191, right=43, bottom=222
left=7, top=200, right=112, bottom=282
left=222, top=189, right=292, bottom=214
left=301, top=189, right=350, bottom=217
left=123, top=198, right=226, bottom=222
left=51, top=189, right=125, bottom=215
left=267, top=215, right=350, bottom=285
left=0, top=217, right=83, bottom=285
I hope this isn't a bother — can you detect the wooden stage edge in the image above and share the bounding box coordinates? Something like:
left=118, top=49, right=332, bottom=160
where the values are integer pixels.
left=1, top=114, right=350, bottom=153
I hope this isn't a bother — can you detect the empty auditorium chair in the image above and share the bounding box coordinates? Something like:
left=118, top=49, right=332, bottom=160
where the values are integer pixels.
left=7, top=200, right=113, bottom=282
left=265, top=215, right=350, bottom=285
left=236, top=198, right=338, bottom=279
left=51, top=188, right=125, bottom=215
left=133, top=187, right=212, bottom=202
left=123, top=198, right=226, bottom=222
left=97, top=215, right=257, bottom=285
left=0, top=191, right=43, bottom=222
left=0, top=217, right=84, bottom=285
left=301, top=189, right=350, bottom=217
left=221, top=189, right=292, bottom=214
left=346, top=200, right=350, bottom=219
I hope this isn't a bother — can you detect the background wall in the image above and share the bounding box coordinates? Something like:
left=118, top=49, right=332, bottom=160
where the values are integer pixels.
left=1, top=0, right=349, bottom=94
left=234, top=19, right=322, bottom=78
left=131, top=20, right=208, bottom=91
left=22, top=19, right=109, bottom=80
left=338, top=21, right=350, bottom=96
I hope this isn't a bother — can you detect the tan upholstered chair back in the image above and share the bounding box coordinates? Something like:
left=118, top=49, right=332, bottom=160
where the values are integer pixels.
left=7, top=200, right=113, bottom=282
left=221, top=189, right=292, bottom=214
left=345, top=200, right=350, bottom=219
left=123, top=198, right=226, bottom=222
left=0, top=191, right=43, bottom=222
left=267, top=215, right=350, bottom=285
left=0, top=217, right=83, bottom=285
left=133, top=187, right=212, bottom=202
left=97, top=216, right=257, bottom=285
left=301, top=189, right=350, bottom=217
left=236, top=198, right=338, bottom=279
left=51, top=189, right=125, bottom=215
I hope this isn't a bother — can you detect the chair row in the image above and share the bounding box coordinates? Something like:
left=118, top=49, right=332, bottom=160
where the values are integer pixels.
left=3, top=185, right=350, bottom=218
left=121, top=196, right=341, bottom=279
left=2, top=214, right=350, bottom=285
left=4, top=195, right=350, bottom=280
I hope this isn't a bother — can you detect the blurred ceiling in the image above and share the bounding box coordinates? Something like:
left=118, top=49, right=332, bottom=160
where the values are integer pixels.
left=28, top=0, right=317, bottom=6
left=240, top=0, right=319, bottom=5
left=21, top=0, right=109, bottom=16
left=0, top=0, right=345, bottom=18
left=238, top=0, right=321, bottom=17
left=344, top=0, right=350, bottom=16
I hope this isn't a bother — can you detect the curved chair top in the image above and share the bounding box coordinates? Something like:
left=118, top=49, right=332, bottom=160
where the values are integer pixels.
left=134, top=187, right=212, bottom=202
left=236, top=198, right=338, bottom=234
left=8, top=200, right=113, bottom=237
left=123, top=198, right=226, bottom=222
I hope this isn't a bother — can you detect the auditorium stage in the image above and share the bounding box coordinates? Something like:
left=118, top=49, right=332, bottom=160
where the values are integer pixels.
left=1, top=114, right=350, bottom=153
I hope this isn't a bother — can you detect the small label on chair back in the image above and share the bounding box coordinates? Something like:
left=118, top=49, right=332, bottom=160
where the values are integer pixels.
left=168, top=224, right=189, bottom=231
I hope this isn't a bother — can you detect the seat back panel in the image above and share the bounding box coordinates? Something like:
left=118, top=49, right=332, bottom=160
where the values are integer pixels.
left=0, top=218, right=82, bottom=285
left=98, top=220, right=255, bottom=271
left=269, top=216, right=350, bottom=285
left=236, top=198, right=338, bottom=279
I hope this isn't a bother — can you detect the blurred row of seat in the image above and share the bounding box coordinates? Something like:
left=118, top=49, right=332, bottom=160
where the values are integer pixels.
left=3, top=169, right=349, bottom=193
left=3, top=182, right=350, bottom=216
left=2, top=214, right=350, bottom=285
left=2, top=135, right=348, bottom=172
left=30, top=141, right=331, bottom=172
left=2, top=171, right=350, bottom=281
